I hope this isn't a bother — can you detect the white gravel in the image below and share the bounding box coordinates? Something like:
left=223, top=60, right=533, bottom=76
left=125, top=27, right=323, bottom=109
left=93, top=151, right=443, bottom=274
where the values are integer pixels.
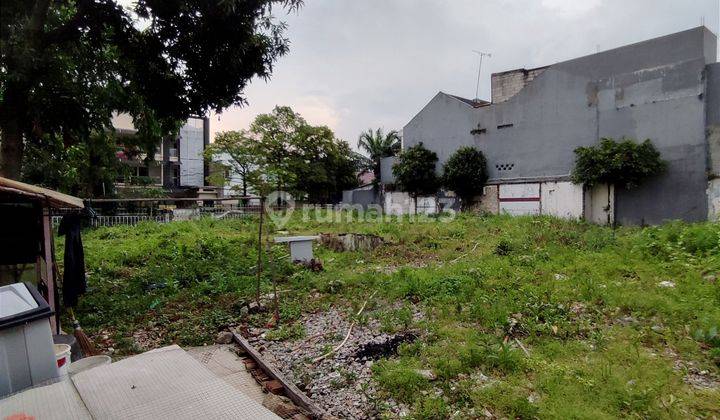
left=249, top=305, right=424, bottom=419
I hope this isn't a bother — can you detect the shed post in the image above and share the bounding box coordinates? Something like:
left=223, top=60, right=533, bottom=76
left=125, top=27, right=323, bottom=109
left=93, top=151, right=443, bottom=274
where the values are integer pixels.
left=42, top=207, right=57, bottom=333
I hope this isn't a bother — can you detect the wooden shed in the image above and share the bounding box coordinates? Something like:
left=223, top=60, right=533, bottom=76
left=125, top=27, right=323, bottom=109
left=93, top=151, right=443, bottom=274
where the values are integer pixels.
left=0, top=177, right=84, bottom=332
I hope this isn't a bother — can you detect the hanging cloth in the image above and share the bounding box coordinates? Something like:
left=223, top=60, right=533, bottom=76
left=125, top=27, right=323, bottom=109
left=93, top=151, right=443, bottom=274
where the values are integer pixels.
left=58, top=214, right=86, bottom=307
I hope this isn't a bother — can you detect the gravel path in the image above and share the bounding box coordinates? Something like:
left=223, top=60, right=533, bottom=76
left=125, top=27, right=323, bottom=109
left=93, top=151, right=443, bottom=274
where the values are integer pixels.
left=248, top=305, right=423, bottom=419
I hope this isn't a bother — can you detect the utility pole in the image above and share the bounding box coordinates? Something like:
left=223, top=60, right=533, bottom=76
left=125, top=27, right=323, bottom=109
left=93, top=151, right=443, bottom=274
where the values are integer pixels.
left=473, top=50, right=491, bottom=101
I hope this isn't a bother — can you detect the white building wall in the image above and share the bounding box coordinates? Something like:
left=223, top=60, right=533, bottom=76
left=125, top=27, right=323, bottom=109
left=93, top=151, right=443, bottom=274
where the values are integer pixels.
left=541, top=181, right=584, bottom=220
left=498, top=183, right=541, bottom=216
left=383, top=192, right=436, bottom=215
left=496, top=181, right=584, bottom=220
left=179, top=119, right=205, bottom=187
left=584, top=183, right=615, bottom=225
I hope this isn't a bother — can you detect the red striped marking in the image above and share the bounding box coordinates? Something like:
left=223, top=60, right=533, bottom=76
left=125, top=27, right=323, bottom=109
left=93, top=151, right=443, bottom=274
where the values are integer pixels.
left=498, top=197, right=540, bottom=202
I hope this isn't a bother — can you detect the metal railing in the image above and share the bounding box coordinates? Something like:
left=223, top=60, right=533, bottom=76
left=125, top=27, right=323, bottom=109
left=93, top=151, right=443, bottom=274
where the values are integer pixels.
left=52, top=213, right=173, bottom=228
left=51, top=205, right=278, bottom=228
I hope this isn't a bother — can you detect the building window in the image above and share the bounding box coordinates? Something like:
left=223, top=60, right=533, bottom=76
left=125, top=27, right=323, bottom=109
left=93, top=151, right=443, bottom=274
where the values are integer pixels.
left=497, top=123, right=514, bottom=129
left=495, top=163, right=515, bottom=171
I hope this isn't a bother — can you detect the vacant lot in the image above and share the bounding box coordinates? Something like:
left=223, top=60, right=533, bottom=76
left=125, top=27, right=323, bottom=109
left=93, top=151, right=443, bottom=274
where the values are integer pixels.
left=66, top=212, right=720, bottom=418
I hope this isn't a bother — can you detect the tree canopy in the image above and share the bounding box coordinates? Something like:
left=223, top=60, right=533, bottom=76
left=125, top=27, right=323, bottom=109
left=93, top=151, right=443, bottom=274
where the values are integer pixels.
left=357, top=128, right=401, bottom=183
left=442, top=146, right=488, bottom=209
left=22, top=131, right=122, bottom=197
left=572, top=138, right=666, bottom=189
left=0, top=0, right=301, bottom=180
left=393, top=142, right=439, bottom=212
left=210, top=106, right=360, bottom=202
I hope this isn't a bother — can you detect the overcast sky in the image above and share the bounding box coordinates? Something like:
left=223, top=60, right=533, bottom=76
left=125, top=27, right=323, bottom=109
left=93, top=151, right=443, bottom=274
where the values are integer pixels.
left=206, top=1, right=719, bottom=148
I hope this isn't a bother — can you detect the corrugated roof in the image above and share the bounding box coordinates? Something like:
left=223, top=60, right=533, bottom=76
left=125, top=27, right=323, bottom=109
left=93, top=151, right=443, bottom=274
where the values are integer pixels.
left=0, top=177, right=84, bottom=208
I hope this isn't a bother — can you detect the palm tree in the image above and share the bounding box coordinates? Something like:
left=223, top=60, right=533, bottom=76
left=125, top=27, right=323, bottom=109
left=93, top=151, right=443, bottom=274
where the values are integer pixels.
left=357, top=128, right=401, bottom=184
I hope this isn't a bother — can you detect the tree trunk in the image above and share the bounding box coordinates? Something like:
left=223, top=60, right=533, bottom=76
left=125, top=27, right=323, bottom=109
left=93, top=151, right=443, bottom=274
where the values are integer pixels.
left=0, top=116, right=24, bottom=179
left=241, top=178, right=248, bottom=207
left=0, top=0, right=52, bottom=180
left=373, top=162, right=381, bottom=183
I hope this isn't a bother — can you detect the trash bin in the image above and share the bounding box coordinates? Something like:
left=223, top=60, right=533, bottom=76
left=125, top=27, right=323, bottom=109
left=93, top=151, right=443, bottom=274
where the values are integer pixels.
left=0, top=282, right=59, bottom=397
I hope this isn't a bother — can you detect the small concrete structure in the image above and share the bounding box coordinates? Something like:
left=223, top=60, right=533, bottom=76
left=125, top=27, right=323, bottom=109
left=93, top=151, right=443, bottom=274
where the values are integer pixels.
left=274, top=236, right=320, bottom=263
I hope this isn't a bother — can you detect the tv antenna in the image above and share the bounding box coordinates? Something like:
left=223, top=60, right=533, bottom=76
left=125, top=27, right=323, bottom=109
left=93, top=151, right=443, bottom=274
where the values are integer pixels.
left=472, top=50, right=492, bottom=101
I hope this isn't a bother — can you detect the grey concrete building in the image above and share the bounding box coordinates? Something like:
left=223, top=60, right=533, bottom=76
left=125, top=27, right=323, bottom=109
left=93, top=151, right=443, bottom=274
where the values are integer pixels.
left=113, top=115, right=210, bottom=190
left=402, top=27, right=719, bottom=224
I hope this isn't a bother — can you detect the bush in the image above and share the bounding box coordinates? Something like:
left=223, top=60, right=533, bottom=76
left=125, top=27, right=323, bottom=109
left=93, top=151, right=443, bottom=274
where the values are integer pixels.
left=442, top=146, right=488, bottom=209
left=572, top=137, right=666, bottom=189
left=393, top=143, right=439, bottom=212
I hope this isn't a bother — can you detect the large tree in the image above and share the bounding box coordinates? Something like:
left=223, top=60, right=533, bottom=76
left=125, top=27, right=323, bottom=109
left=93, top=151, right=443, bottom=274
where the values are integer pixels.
left=291, top=124, right=359, bottom=202
left=204, top=130, right=258, bottom=197
left=22, top=131, right=122, bottom=197
left=0, top=0, right=301, bottom=180
left=357, top=128, right=401, bottom=183
left=213, top=106, right=359, bottom=203
left=250, top=106, right=307, bottom=196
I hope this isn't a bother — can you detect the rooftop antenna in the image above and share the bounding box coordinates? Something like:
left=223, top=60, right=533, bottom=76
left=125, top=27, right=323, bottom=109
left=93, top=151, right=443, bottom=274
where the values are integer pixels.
left=472, top=50, right=492, bottom=101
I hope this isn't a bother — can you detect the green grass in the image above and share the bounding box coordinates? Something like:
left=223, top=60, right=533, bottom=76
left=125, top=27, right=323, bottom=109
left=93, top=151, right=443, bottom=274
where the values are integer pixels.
left=64, top=211, right=720, bottom=418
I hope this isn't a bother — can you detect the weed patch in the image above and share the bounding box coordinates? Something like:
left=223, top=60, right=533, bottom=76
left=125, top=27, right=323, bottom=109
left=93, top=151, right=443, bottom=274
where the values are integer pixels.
left=72, top=213, right=720, bottom=417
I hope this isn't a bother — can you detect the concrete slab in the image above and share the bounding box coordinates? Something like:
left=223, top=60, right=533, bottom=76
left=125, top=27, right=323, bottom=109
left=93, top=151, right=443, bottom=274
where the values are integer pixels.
left=273, top=236, right=319, bottom=243
left=0, top=379, right=92, bottom=420
left=72, top=345, right=279, bottom=419
left=186, top=345, right=266, bottom=404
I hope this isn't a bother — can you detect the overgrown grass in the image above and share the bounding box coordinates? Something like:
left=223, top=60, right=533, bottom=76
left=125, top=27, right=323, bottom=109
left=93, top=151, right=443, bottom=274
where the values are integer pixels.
left=66, top=211, right=720, bottom=418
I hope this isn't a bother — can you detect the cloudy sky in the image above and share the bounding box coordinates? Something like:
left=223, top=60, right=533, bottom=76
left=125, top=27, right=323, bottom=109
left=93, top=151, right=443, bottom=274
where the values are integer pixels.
left=208, top=0, right=719, bottom=148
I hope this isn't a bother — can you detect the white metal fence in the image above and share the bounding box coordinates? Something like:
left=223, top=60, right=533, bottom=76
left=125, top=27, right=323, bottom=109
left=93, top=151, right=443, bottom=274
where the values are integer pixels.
left=51, top=206, right=267, bottom=228
left=52, top=214, right=173, bottom=228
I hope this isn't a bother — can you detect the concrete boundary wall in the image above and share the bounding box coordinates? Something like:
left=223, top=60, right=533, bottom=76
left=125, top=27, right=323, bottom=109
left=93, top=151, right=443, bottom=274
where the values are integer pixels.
left=383, top=192, right=437, bottom=215
left=473, top=181, right=610, bottom=223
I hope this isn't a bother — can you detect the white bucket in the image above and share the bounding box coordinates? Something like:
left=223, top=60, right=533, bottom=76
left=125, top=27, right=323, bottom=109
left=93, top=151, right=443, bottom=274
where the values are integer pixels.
left=54, top=344, right=71, bottom=377
left=68, top=355, right=112, bottom=376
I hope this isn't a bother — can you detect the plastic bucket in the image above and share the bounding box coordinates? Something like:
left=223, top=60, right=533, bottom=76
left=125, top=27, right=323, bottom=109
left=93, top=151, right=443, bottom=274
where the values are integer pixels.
left=68, top=355, right=111, bottom=376
left=54, top=344, right=71, bottom=376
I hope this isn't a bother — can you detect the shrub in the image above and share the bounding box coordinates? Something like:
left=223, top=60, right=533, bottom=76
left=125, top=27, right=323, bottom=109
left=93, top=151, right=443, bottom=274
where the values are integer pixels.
left=572, top=137, right=666, bottom=189
left=442, top=146, right=488, bottom=209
